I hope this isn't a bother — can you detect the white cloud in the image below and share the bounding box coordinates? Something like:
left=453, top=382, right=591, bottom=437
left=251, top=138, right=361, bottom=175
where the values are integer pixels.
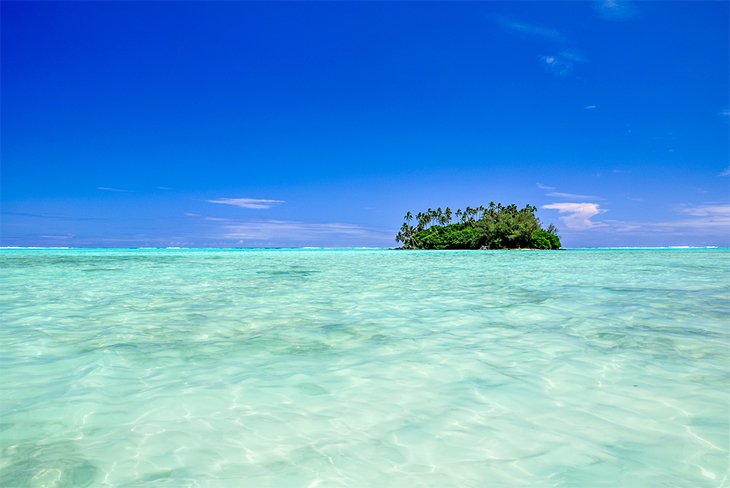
left=598, top=204, right=730, bottom=236
left=541, top=55, right=572, bottom=76
left=540, top=50, right=587, bottom=76
left=651, top=218, right=730, bottom=231
left=535, top=202, right=728, bottom=244
left=492, top=15, right=567, bottom=42
left=208, top=198, right=285, bottom=209
left=720, top=168, right=730, bottom=177
left=547, top=191, right=603, bottom=200
left=220, top=220, right=390, bottom=243
left=595, top=0, right=638, bottom=20
left=96, top=186, right=131, bottom=192
left=538, top=185, right=603, bottom=201
left=584, top=105, right=597, bottom=110
left=613, top=220, right=729, bottom=236
left=602, top=220, right=641, bottom=233
left=543, top=203, right=606, bottom=230
left=678, top=204, right=730, bottom=218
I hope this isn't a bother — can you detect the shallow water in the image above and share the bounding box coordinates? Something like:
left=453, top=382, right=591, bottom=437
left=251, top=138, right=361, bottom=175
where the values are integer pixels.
left=1, top=249, right=728, bottom=487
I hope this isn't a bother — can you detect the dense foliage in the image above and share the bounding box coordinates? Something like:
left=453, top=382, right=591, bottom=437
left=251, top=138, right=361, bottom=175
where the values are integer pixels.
left=395, top=203, right=561, bottom=250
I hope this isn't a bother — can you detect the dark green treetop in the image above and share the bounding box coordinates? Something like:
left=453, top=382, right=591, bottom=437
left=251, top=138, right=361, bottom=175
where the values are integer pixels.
left=395, top=202, right=561, bottom=250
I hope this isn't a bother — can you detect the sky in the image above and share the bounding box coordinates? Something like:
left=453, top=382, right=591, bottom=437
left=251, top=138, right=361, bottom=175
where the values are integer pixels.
left=1, top=1, right=728, bottom=248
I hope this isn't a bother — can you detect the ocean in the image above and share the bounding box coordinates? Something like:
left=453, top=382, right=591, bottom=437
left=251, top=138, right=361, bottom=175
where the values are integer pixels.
left=1, top=248, right=728, bottom=487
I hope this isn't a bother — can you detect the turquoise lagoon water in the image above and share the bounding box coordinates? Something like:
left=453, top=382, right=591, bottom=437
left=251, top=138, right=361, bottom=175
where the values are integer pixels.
left=0, top=248, right=728, bottom=487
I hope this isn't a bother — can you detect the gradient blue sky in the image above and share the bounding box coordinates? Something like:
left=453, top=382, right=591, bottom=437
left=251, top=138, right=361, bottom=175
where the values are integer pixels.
left=2, top=1, right=728, bottom=247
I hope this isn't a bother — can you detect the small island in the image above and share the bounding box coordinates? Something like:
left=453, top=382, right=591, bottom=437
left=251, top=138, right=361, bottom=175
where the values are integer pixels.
left=395, top=202, right=561, bottom=250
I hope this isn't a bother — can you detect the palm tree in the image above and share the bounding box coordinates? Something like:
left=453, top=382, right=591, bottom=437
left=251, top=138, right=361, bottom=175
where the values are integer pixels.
left=434, top=207, right=445, bottom=225
left=396, top=201, right=559, bottom=251
left=416, top=212, right=425, bottom=231
left=399, top=223, right=417, bottom=249
left=468, top=206, right=478, bottom=221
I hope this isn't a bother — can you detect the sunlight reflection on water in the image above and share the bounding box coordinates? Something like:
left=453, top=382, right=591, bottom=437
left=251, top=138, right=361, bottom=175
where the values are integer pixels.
left=1, top=249, right=728, bottom=487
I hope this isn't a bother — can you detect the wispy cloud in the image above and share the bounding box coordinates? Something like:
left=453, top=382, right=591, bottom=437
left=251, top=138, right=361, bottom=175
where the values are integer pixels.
left=96, top=186, right=131, bottom=193
left=489, top=15, right=589, bottom=78
left=720, top=168, right=730, bottom=177
left=537, top=184, right=602, bottom=201
left=595, top=0, right=638, bottom=20
left=678, top=204, right=730, bottom=218
left=541, top=49, right=588, bottom=76
left=220, top=220, right=389, bottom=242
left=547, top=191, right=604, bottom=200
left=536, top=201, right=728, bottom=243
left=1, top=211, right=109, bottom=222
left=185, top=213, right=232, bottom=223
left=543, top=203, right=606, bottom=230
left=560, top=49, right=587, bottom=63
left=584, top=105, right=597, bottom=110
left=208, top=198, right=285, bottom=210
left=491, top=15, right=567, bottom=42
left=608, top=204, right=730, bottom=235
left=541, top=55, right=572, bottom=76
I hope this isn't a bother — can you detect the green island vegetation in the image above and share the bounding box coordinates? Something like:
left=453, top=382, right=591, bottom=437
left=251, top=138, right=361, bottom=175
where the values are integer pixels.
left=395, top=202, right=561, bottom=250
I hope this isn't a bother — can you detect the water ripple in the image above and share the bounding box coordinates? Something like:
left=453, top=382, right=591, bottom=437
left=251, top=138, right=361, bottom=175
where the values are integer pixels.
left=0, top=249, right=728, bottom=486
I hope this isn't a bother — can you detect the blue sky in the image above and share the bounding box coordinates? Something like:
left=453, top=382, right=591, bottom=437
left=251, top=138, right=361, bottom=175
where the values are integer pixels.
left=2, top=1, right=728, bottom=247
